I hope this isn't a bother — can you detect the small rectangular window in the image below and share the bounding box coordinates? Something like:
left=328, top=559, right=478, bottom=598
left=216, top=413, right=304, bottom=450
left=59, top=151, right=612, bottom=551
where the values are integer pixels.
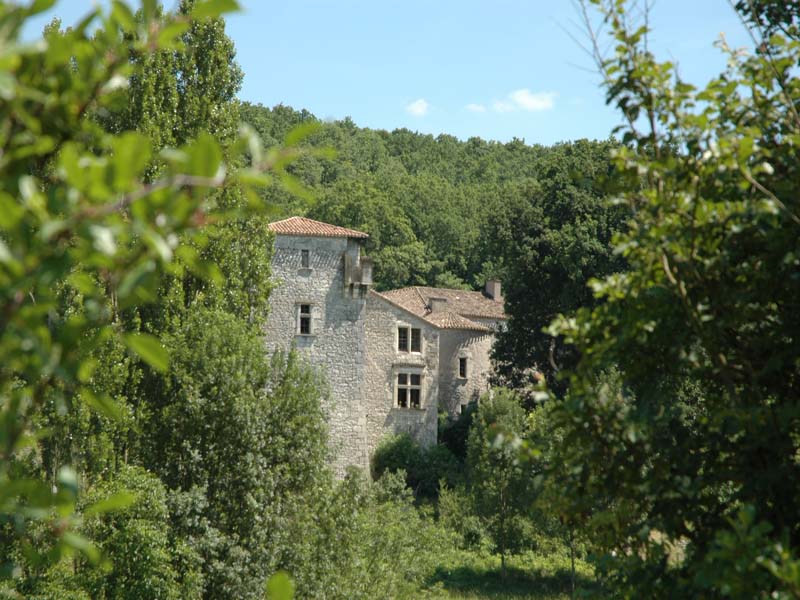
left=299, top=304, right=311, bottom=335
left=398, top=326, right=421, bottom=352
left=397, top=327, right=409, bottom=352
left=459, top=357, right=468, bottom=378
left=397, top=372, right=422, bottom=409
left=410, top=328, right=421, bottom=352
left=301, top=249, right=310, bottom=268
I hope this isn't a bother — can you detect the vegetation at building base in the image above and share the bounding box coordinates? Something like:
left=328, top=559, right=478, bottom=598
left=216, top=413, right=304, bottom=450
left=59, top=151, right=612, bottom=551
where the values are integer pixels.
left=2, top=0, right=798, bottom=597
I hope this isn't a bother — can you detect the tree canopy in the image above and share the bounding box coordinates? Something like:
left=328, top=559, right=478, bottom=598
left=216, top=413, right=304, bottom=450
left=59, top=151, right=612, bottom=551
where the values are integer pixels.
left=540, top=0, right=800, bottom=595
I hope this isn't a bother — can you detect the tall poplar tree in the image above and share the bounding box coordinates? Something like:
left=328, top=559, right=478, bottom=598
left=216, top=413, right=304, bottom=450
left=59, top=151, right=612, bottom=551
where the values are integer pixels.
left=33, top=4, right=332, bottom=598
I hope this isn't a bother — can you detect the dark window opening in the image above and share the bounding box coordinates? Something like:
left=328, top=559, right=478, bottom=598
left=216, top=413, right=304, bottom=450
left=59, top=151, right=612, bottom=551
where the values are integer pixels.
left=411, top=328, right=421, bottom=352
left=397, top=372, right=422, bottom=409
left=398, top=326, right=421, bottom=352
left=301, top=249, right=310, bottom=268
left=459, top=357, right=468, bottom=378
left=299, top=304, right=311, bottom=334
left=398, top=327, right=409, bottom=351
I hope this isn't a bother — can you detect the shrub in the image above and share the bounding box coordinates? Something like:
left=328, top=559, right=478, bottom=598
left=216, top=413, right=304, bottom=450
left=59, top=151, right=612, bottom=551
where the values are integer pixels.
left=372, top=434, right=461, bottom=500
left=438, top=484, right=489, bottom=551
left=438, top=403, right=477, bottom=462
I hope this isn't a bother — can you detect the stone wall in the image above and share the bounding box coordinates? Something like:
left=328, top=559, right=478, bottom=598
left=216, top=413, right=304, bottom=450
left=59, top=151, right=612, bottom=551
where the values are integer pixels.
left=438, top=328, right=496, bottom=416
left=264, top=232, right=502, bottom=474
left=264, top=234, right=369, bottom=476
left=364, top=292, right=439, bottom=453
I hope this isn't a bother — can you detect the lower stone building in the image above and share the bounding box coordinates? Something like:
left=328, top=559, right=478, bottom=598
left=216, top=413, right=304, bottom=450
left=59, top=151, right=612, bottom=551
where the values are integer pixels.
left=264, top=217, right=506, bottom=475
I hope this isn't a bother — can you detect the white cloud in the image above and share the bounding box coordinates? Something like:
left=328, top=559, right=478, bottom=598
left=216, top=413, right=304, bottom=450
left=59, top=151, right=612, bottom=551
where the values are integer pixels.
left=405, top=98, right=430, bottom=117
left=509, top=89, right=557, bottom=111
left=492, top=100, right=516, bottom=113
left=465, top=103, right=487, bottom=113
left=489, top=89, right=558, bottom=113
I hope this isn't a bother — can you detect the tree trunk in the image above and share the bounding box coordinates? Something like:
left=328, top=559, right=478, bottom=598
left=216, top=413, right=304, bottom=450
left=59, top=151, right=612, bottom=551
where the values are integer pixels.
left=569, top=527, right=576, bottom=600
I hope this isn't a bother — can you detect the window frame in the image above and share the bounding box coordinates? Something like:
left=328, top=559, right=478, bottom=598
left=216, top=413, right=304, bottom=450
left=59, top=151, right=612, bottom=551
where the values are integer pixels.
left=300, top=249, right=310, bottom=268
left=459, top=357, right=468, bottom=379
left=397, top=326, right=409, bottom=352
left=395, top=370, right=423, bottom=409
left=297, top=303, right=313, bottom=335
left=397, top=325, right=422, bottom=354
left=411, top=328, right=421, bottom=352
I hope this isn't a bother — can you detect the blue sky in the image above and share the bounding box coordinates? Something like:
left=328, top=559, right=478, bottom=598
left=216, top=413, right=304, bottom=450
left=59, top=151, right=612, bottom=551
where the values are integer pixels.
left=28, top=0, right=752, bottom=144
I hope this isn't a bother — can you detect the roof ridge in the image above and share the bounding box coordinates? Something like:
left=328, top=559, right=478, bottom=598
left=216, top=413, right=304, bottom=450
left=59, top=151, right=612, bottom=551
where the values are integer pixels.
left=268, top=216, right=369, bottom=239
left=369, top=289, right=432, bottom=324
left=413, top=286, right=428, bottom=312
left=371, top=291, right=492, bottom=333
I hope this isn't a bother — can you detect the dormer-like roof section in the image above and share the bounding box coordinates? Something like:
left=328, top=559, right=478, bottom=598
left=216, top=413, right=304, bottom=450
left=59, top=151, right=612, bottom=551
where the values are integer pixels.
left=379, top=286, right=507, bottom=321
left=268, top=216, right=369, bottom=239
left=371, top=284, right=506, bottom=333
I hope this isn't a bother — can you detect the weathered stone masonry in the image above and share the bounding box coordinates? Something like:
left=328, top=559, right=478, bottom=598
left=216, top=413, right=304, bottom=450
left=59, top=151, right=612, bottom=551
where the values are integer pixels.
left=263, top=217, right=506, bottom=476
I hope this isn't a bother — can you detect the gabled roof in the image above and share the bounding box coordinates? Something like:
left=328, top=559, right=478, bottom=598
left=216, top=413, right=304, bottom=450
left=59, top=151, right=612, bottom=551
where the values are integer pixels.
left=371, top=285, right=506, bottom=333
left=379, top=286, right=507, bottom=321
left=268, top=216, right=369, bottom=239
left=426, top=311, right=492, bottom=332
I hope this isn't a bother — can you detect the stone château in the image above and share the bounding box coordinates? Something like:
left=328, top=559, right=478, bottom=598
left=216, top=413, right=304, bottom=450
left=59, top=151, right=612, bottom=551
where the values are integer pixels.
left=264, top=217, right=506, bottom=475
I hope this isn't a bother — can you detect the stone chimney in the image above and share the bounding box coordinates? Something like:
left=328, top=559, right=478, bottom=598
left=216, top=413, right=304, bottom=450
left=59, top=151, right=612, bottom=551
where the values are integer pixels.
left=485, top=279, right=502, bottom=302
left=429, top=297, right=448, bottom=313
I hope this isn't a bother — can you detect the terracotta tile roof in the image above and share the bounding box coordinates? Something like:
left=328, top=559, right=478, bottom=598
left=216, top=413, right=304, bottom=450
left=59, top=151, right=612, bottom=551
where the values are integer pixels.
left=268, top=216, right=369, bottom=239
left=425, top=312, right=492, bottom=332
left=371, top=285, right=506, bottom=332
left=380, top=286, right=507, bottom=321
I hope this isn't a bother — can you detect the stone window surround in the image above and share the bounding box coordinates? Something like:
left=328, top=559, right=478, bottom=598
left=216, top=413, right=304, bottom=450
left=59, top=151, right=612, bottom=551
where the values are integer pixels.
left=296, top=302, right=314, bottom=336
left=396, top=323, right=422, bottom=354
left=300, top=248, right=310, bottom=268
left=394, top=366, right=424, bottom=410
left=459, top=356, right=468, bottom=379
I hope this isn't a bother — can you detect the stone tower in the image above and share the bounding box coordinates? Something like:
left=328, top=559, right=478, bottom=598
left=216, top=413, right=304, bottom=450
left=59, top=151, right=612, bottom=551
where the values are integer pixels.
left=264, top=217, right=373, bottom=475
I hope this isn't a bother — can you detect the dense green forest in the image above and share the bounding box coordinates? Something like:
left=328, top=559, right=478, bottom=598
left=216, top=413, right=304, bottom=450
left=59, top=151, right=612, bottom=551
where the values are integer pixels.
left=239, top=101, right=626, bottom=394
left=1, top=0, right=799, bottom=598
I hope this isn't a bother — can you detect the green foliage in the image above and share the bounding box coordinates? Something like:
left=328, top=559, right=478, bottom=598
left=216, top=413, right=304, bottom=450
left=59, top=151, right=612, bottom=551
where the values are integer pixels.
left=425, top=548, right=595, bottom=599
left=545, top=0, right=800, bottom=595
left=240, top=103, right=621, bottom=302
left=278, top=469, right=455, bottom=599
left=9, top=464, right=201, bottom=600
left=242, top=103, right=626, bottom=406
left=487, top=141, right=627, bottom=398
left=265, top=570, right=295, bottom=600
left=439, top=402, right=477, bottom=462
left=78, top=465, right=202, bottom=600
left=735, top=0, right=799, bottom=37
left=145, top=309, right=329, bottom=598
left=438, top=484, right=488, bottom=551
left=372, top=434, right=462, bottom=500
left=467, top=390, right=536, bottom=574
left=0, top=0, right=303, bottom=591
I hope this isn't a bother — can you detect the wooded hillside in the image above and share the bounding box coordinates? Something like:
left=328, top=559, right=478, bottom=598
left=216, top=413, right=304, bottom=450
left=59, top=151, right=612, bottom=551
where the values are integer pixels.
left=2, top=0, right=799, bottom=598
